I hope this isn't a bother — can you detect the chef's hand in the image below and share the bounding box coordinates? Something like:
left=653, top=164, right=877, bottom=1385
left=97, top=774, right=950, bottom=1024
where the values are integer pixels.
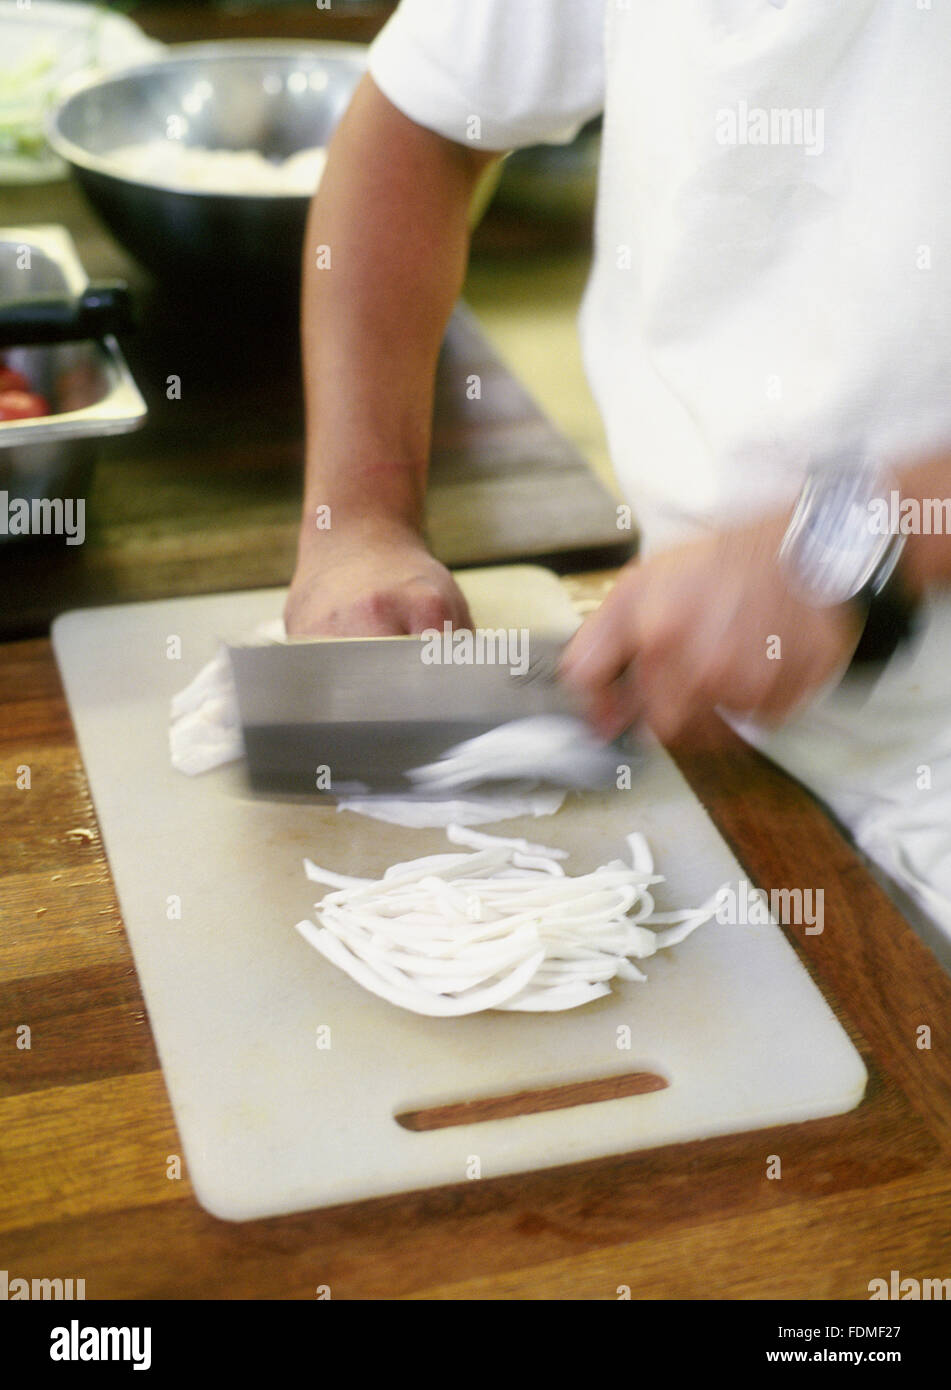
left=284, top=518, right=472, bottom=636
left=560, top=513, right=864, bottom=744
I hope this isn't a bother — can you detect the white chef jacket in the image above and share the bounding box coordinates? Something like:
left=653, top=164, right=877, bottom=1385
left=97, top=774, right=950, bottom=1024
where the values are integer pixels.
left=368, top=0, right=951, bottom=967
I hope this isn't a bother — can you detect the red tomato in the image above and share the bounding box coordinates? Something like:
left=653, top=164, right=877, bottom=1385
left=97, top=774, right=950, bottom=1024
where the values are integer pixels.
left=0, top=365, right=32, bottom=393
left=0, top=389, right=51, bottom=421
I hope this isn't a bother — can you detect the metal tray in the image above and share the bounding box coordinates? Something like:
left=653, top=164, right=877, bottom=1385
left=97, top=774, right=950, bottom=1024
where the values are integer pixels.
left=0, top=224, right=146, bottom=519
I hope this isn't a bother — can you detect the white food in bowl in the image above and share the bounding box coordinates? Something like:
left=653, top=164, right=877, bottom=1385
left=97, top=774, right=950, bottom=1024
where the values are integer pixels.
left=100, top=140, right=328, bottom=196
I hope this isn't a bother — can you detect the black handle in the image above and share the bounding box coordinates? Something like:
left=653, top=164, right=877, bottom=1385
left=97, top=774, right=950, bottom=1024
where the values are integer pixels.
left=0, top=281, right=135, bottom=347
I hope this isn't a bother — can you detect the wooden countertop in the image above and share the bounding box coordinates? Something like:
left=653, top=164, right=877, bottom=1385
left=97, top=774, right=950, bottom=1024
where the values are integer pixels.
left=2, top=570, right=951, bottom=1300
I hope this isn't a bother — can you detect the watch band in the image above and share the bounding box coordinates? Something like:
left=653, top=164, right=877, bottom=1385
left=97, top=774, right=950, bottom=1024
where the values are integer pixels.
left=847, top=548, right=920, bottom=669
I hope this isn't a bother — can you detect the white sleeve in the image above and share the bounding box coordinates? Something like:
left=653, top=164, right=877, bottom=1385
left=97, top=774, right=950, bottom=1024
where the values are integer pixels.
left=367, top=0, right=605, bottom=151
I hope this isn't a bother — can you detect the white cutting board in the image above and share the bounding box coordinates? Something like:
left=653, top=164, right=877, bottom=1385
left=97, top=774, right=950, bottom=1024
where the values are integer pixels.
left=52, top=567, right=866, bottom=1221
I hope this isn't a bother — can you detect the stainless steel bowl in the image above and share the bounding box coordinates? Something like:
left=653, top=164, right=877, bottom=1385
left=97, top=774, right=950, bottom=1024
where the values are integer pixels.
left=47, top=41, right=366, bottom=292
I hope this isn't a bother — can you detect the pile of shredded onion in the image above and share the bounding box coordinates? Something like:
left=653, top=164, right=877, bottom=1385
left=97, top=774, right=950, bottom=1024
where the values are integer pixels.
left=295, top=825, right=722, bottom=1015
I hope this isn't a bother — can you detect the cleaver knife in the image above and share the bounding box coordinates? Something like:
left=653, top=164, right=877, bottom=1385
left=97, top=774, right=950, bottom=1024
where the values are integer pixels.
left=227, top=633, right=592, bottom=797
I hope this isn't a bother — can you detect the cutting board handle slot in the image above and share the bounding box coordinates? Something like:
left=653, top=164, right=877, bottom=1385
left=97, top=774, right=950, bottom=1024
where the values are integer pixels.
left=394, top=1071, right=668, bottom=1132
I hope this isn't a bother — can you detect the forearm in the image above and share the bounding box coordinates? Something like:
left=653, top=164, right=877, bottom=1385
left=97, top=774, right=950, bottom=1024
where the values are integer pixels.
left=299, top=74, right=497, bottom=545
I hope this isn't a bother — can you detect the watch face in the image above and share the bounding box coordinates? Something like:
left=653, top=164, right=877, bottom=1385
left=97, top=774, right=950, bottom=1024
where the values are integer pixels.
left=781, top=464, right=897, bottom=606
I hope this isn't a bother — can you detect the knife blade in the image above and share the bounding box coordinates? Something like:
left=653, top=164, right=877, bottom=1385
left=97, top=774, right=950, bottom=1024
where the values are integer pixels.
left=227, top=632, right=586, bottom=796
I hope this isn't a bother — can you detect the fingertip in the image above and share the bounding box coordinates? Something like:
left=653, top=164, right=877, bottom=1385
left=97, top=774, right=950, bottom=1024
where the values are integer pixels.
left=559, top=634, right=598, bottom=691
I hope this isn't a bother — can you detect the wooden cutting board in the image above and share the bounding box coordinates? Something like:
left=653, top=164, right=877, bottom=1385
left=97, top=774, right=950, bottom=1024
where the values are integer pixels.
left=51, top=567, right=866, bottom=1221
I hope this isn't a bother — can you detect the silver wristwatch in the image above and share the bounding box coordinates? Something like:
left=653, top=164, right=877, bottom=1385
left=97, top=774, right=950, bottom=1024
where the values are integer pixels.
left=778, top=460, right=903, bottom=606
left=778, top=458, right=919, bottom=666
